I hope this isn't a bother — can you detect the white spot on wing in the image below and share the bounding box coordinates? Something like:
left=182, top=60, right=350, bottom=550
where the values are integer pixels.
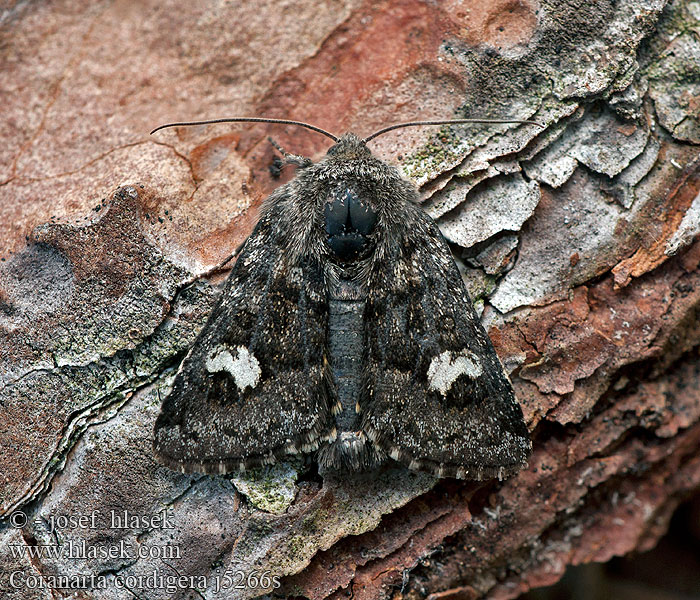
left=205, top=345, right=261, bottom=391
left=427, top=349, right=483, bottom=395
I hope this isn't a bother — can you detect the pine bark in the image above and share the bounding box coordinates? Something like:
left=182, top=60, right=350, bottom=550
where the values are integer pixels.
left=1, top=1, right=699, bottom=599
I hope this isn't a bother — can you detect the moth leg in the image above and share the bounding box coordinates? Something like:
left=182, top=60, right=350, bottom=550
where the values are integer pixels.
left=267, top=136, right=313, bottom=168
left=175, top=245, right=241, bottom=286
left=182, top=243, right=242, bottom=282
left=188, top=221, right=262, bottom=281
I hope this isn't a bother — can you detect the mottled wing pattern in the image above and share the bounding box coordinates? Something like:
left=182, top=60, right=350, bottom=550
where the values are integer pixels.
left=154, top=208, right=334, bottom=474
left=362, top=206, right=531, bottom=479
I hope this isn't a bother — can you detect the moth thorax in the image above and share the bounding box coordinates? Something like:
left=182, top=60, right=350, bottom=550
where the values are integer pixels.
left=324, top=185, right=377, bottom=262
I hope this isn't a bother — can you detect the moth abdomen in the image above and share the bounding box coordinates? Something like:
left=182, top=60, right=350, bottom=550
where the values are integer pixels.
left=327, top=297, right=364, bottom=430
left=319, top=276, right=383, bottom=472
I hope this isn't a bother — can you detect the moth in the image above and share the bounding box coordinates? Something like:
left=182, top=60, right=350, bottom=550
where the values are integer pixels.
left=152, top=117, right=534, bottom=480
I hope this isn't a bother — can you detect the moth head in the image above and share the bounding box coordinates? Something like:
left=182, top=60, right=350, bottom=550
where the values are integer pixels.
left=318, top=135, right=387, bottom=263
left=325, top=133, right=372, bottom=161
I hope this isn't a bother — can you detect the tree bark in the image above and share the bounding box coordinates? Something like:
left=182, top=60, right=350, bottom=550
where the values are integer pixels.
left=1, top=1, right=699, bottom=599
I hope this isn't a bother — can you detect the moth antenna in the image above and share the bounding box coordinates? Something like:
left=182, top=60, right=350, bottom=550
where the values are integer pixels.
left=150, top=117, right=339, bottom=142
left=363, top=118, right=545, bottom=142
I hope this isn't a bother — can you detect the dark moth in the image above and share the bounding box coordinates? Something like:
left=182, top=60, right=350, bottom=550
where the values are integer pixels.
left=153, top=126, right=531, bottom=480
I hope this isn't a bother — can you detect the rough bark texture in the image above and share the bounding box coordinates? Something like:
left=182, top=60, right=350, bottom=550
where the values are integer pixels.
left=1, top=1, right=699, bottom=599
